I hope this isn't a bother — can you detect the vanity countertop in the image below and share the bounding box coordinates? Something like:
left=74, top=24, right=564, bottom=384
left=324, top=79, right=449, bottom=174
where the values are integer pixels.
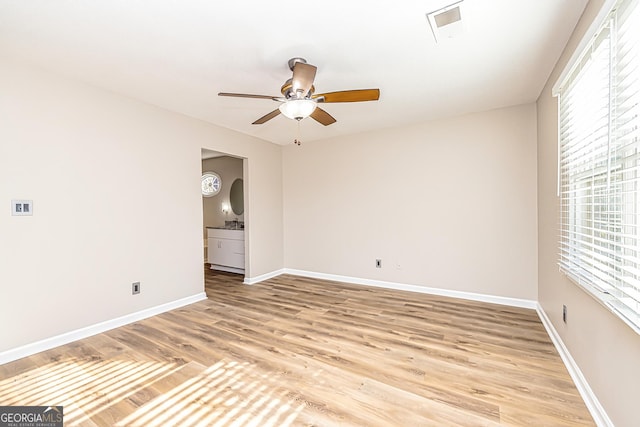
left=208, top=220, right=244, bottom=230
left=207, top=226, right=244, bottom=230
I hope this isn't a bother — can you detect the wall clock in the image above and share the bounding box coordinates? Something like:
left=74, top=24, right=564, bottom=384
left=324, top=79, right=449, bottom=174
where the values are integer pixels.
left=202, top=172, right=221, bottom=197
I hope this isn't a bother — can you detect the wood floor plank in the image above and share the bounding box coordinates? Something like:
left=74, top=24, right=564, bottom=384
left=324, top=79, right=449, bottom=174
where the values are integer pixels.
left=0, top=268, right=594, bottom=426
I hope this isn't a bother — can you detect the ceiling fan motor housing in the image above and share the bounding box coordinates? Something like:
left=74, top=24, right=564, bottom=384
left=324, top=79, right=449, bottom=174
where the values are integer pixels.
left=281, top=78, right=315, bottom=99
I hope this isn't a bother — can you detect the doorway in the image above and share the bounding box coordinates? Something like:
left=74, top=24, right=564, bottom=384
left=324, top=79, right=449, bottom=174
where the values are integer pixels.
left=201, top=149, right=246, bottom=277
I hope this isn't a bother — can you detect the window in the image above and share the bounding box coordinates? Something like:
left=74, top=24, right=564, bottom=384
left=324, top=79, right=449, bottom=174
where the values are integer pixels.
left=202, top=172, right=222, bottom=197
left=557, top=0, right=640, bottom=331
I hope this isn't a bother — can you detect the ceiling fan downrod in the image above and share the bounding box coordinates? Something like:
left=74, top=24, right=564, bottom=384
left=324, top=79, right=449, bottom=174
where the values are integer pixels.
left=287, top=57, right=307, bottom=71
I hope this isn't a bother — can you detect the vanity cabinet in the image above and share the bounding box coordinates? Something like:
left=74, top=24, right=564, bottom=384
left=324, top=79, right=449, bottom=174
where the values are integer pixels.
left=207, top=228, right=245, bottom=273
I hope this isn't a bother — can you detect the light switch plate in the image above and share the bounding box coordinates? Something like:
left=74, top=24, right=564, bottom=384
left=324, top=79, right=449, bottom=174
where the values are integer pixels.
left=12, top=200, right=33, bottom=216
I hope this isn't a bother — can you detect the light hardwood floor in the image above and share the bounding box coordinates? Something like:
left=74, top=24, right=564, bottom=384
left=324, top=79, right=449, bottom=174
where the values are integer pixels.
left=0, top=268, right=594, bottom=426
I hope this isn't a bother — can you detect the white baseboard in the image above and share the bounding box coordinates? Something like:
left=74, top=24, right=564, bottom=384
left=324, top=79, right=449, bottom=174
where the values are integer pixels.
left=536, top=304, right=613, bottom=427
left=244, top=268, right=285, bottom=285
left=283, top=268, right=537, bottom=309
left=0, top=292, right=207, bottom=365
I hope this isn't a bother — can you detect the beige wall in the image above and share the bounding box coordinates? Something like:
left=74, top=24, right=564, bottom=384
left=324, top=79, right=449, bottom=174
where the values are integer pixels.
left=0, top=57, right=283, bottom=352
left=202, top=156, right=244, bottom=235
left=283, top=104, right=538, bottom=300
left=537, top=1, right=640, bottom=425
left=5, top=9, right=639, bottom=421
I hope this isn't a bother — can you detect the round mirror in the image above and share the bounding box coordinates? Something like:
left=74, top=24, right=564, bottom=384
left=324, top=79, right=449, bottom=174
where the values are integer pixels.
left=230, top=178, right=244, bottom=215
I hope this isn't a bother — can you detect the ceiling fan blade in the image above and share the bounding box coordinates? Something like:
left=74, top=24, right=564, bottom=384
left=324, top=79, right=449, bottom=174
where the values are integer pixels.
left=310, top=107, right=337, bottom=126
left=313, top=89, right=380, bottom=103
left=291, top=62, right=317, bottom=97
left=219, top=92, right=278, bottom=100
left=252, top=109, right=281, bottom=125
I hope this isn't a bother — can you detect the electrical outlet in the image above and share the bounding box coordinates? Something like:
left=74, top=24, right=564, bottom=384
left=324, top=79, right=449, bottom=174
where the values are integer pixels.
left=375, top=259, right=382, bottom=268
left=11, top=200, right=33, bottom=216
left=562, top=304, right=567, bottom=323
left=132, top=282, right=141, bottom=295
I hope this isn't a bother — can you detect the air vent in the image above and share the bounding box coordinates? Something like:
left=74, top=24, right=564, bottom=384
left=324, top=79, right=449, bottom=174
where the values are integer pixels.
left=426, top=1, right=466, bottom=43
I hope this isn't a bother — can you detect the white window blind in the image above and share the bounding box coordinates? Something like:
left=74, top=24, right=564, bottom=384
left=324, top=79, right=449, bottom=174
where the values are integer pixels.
left=558, top=0, right=640, bottom=331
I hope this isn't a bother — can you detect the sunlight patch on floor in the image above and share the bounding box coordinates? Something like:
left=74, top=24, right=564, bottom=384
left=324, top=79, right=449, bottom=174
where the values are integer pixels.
left=0, top=358, right=180, bottom=425
left=115, top=359, right=305, bottom=427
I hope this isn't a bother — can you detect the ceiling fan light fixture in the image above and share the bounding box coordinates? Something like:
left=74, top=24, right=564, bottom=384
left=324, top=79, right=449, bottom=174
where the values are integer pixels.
left=278, top=98, right=317, bottom=120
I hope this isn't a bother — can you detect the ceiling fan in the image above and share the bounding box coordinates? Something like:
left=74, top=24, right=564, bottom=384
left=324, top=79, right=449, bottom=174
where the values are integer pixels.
left=218, top=58, right=380, bottom=126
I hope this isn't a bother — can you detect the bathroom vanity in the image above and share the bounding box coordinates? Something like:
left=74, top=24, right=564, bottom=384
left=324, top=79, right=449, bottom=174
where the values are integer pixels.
left=207, top=227, right=245, bottom=274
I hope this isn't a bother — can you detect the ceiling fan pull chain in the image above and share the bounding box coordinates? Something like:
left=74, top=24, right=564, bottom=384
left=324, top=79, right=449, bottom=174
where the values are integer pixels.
left=294, top=120, right=302, bottom=146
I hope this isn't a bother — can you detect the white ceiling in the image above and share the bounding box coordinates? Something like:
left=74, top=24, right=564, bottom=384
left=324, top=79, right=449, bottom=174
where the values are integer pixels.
left=0, top=0, right=587, bottom=146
